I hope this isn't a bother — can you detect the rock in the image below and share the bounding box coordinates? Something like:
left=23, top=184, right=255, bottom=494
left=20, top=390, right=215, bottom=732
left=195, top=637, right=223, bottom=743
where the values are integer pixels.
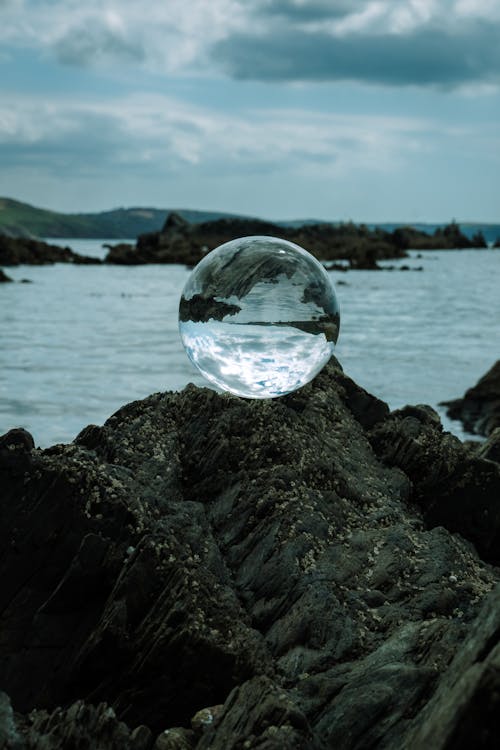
left=0, top=427, right=35, bottom=451
left=0, top=694, right=153, bottom=749
left=1, top=359, right=500, bottom=747
left=104, top=216, right=483, bottom=267
left=0, top=236, right=100, bottom=266
left=477, top=427, right=500, bottom=463
left=370, top=404, right=500, bottom=561
left=390, top=223, right=478, bottom=250
left=154, top=727, right=195, bottom=749
left=441, top=360, right=500, bottom=436
left=103, top=243, right=138, bottom=265
left=179, top=294, right=241, bottom=323
left=197, top=676, right=314, bottom=749
left=105, top=214, right=410, bottom=266
left=405, top=584, right=500, bottom=749
left=191, top=704, right=223, bottom=733
left=0, top=268, right=13, bottom=282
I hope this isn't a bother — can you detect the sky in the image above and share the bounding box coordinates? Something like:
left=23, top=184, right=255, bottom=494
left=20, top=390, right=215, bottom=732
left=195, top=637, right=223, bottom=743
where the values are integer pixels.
left=0, top=0, right=499, bottom=222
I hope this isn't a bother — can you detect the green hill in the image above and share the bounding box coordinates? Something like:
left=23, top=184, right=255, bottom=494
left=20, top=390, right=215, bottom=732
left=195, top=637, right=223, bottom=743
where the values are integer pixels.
left=1, top=197, right=499, bottom=243
left=0, top=198, right=251, bottom=239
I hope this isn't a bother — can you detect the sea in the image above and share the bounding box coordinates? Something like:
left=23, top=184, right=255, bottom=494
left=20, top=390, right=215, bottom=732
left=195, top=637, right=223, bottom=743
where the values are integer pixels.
left=1, top=239, right=499, bottom=447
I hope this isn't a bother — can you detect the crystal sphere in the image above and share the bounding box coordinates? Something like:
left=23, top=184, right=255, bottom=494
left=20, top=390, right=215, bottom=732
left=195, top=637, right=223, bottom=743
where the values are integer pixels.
left=178, top=235, right=340, bottom=399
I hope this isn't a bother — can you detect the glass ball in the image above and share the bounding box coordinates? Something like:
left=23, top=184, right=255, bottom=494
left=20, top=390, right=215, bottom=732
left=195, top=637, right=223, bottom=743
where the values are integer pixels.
left=178, top=235, right=340, bottom=399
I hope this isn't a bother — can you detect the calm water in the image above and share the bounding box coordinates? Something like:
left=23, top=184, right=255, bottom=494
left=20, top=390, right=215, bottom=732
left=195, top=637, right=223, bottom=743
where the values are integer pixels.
left=1, top=241, right=499, bottom=446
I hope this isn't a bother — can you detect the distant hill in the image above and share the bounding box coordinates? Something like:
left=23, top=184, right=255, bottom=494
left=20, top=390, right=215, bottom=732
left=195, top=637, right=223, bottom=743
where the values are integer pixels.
left=0, top=197, right=499, bottom=243
left=0, top=198, right=253, bottom=239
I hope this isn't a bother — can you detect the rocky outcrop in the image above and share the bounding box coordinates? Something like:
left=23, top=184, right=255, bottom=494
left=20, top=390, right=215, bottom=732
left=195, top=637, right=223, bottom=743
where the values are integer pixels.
left=0, top=269, right=13, bottom=282
left=442, top=361, right=500, bottom=437
left=2, top=360, right=500, bottom=748
left=0, top=236, right=100, bottom=265
left=392, top=223, right=487, bottom=250
left=105, top=213, right=409, bottom=266
left=104, top=216, right=487, bottom=267
left=178, top=294, right=241, bottom=323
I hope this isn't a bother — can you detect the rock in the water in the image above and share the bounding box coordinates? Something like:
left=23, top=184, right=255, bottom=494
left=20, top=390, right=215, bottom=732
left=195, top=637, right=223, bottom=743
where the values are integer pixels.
left=1, top=359, right=500, bottom=748
left=0, top=236, right=100, bottom=266
left=103, top=216, right=484, bottom=267
left=104, top=213, right=409, bottom=266
left=441, top=360, right=500, bottom=437
left=0, top=268, right=13, bottom=282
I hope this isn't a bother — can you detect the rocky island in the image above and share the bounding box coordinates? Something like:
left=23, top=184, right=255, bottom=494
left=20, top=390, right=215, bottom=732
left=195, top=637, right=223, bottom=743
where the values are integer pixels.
left=0, top=215, right=488, bottom=272
left=0, top=235, right=100, bottom=266
left=104, top=214, right=484, bottom=268
left=2, top=359, right=500, bottom=748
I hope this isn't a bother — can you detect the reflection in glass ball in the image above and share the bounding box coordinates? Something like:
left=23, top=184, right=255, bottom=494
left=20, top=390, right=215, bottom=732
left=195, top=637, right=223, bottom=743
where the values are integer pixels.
left=178, top=235, right=340, bottom=399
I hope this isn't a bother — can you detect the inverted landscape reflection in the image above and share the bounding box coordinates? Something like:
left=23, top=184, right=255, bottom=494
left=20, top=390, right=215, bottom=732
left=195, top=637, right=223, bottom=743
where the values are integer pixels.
left=179, top=236, right=340, bottom=398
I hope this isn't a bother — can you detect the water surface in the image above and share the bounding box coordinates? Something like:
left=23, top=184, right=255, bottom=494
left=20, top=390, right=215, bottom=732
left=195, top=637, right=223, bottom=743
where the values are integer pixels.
left=1, top=243, right=499, bottom=446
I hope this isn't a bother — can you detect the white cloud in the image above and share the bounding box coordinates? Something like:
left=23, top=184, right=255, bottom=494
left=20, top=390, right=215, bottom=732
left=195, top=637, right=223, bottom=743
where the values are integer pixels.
left=0, top=90, right=438, bottom=182
left=1, top=0, right=499, bottom=77
left=454, top=0, right=500, bottom=21
left=0, top=0, right=242, bottom=73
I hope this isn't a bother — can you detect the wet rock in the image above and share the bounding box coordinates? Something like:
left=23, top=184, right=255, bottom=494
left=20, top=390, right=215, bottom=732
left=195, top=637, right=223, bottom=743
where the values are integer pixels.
left=0, top=268, right=13, bottom=282
left=442, top=360, right=500, bottom=436
left=0, top=236, right=100, bottom=266
left=1, top=359, right=500, bottom=747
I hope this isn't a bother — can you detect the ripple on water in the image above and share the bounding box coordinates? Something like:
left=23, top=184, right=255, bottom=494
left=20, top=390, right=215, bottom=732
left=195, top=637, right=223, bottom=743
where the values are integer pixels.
left=1, top=244, right=499, bottom=445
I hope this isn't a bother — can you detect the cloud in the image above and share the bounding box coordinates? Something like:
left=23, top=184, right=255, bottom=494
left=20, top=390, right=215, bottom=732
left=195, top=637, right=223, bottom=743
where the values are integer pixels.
left=0, top=91, right=436, bottom=186
left=212, top=23, right=500, bottom=87
left=1, top=0, right=499, bottom=88
left=54, top=23, right=146, bottom=66
left=0, top=0, right=241, bottom=73
left=255, top=0, right=362, bottom=23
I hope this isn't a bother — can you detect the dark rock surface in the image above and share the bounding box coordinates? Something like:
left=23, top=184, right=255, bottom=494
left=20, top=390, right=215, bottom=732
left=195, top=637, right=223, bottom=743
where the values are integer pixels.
left=0, top=236, right=101, bottom=266
left=0, top=269, right=13, bottom=282
left=2, top=359, right=500, bottom=748
left=442, top=360, right=500, bottom=437
left=179, top=294, right=241, bottom=323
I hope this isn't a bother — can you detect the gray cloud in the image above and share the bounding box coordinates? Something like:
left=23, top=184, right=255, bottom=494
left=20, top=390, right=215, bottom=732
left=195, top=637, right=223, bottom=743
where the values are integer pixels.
left=256, top=0, right=360, bottom=22
left=54, top=24, right=145, bottom=67
left=213, top=23, right=500, bottom=87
